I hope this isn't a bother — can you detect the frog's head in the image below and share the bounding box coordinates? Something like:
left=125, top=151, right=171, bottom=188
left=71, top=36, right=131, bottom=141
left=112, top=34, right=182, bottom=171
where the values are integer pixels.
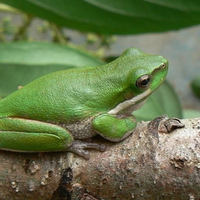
left=108, top=48, right=168, bottom=115
left=125, top=48, right=168, bottom=93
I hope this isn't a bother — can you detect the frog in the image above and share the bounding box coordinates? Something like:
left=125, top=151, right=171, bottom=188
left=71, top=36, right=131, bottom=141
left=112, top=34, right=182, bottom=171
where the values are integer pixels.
left=0, top=48, right=168, bottom=159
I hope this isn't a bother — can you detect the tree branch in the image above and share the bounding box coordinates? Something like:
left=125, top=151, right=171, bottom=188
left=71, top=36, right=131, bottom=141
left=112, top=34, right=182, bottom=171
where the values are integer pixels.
left=0, top=116, right=199, bottom=200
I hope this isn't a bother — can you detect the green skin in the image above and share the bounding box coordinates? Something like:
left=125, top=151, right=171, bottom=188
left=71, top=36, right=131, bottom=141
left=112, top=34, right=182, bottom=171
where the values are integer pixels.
left=0, top=48, right=168, bottom=158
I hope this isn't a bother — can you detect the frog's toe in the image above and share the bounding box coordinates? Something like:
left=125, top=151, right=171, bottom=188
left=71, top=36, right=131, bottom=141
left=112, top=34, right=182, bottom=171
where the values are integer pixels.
left=67, top=140, right=106, bottom=159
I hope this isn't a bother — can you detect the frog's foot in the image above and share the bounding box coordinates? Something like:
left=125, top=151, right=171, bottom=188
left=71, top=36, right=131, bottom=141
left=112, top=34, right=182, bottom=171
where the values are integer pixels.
left=67, top=140, right=106, bottom=159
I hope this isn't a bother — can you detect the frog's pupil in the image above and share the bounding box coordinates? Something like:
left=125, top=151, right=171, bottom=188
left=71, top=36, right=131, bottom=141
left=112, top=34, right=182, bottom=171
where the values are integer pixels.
left=141, top=78, right=150, bottom=85
left=136, top=75, right=151, bottom=90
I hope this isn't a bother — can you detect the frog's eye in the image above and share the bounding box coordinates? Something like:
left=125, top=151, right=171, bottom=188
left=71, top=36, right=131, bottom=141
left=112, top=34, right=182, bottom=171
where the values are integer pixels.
left=136, top=75, right=151, bottom=90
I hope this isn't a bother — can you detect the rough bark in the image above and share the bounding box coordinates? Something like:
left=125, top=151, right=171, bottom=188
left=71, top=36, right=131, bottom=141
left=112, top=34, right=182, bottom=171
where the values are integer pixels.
left=0, top=116, right=200, bottom=200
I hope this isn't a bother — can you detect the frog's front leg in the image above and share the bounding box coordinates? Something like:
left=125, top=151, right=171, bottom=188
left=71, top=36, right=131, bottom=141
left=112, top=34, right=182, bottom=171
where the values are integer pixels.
left=0, top=117, right=105, bottom=159
left=92, top=113, right=136, bottom=142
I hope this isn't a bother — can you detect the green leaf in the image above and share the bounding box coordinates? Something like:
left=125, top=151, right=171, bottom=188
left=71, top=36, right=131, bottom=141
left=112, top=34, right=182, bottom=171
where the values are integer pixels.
left=85, top=0, right=200, bottom=20
left=191, top=75, right=200, bottom=99
left=183, top=109, right=200, bottom=119
left=0, top=42, right=104, bottom=96
left=1, top=0, right=200, bottom=34
left=134, top=81, right=182, bottom=121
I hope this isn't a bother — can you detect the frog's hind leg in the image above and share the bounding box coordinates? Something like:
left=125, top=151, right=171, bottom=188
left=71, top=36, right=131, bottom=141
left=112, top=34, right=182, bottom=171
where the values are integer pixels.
left=0, top=117, right=106, bottom=159
left=0, top=117, right=73, bottom=152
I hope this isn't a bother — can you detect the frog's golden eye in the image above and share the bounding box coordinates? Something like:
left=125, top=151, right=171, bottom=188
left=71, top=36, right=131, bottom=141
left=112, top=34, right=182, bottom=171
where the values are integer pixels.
left=136, top=75, right=151, bottom=90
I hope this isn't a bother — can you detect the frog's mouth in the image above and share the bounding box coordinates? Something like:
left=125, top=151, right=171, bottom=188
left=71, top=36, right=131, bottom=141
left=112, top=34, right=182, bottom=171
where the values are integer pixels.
left=108, top=88, right=151, bottom=115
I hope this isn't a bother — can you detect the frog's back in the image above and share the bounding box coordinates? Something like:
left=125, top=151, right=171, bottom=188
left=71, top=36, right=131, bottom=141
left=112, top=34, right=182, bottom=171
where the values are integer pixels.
left=0, top=66, right=125, bottom=122
left=0, top=68, right=93, bottom=121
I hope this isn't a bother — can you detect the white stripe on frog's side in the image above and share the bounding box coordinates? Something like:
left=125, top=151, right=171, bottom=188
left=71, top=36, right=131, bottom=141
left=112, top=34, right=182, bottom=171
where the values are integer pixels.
left=108, top=88, right=152, bottom=115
